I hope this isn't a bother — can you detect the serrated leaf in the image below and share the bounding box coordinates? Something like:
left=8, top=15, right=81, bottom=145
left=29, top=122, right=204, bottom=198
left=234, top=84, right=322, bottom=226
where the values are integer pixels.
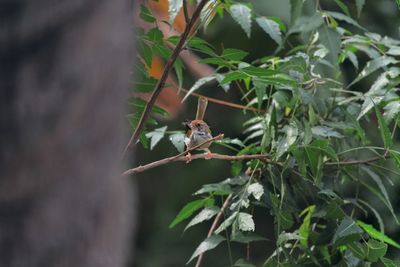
left=194, top=183, right=233, bottom=196
left=361, top=166, right=397, bottom=224
left=357, top=220, right=400, bottom=249
left=169, top=132, right=185, bottom=152
left=256, top=17, right=282, bottom=45
left=349, top=56, right=398, bottom=87
left=230, top=4, right=252, bottom=38
left=185, top=206, right=219, bottom=231
left=222, top=48, right=249, bottom=61
left=145, top=126, right=168, bottom=150
left=169, top=198, right=212, bottom=228
left=311, top=126, right=344, bottom=138
left=168, top=0, right=183, bottom=24
left=247, top=183, right=264, bottom=200
left=375, top=106, right=393, bottom=149
left=187, top=235, right=225, bottom=264
left=220, top=71, right=247, bottom=84
left=237, top=212, right=255, bottom=232
left=355, top=0, right=365, bottom=18
left=182, top=76, right=216, bottom=102
left=276, top=123, right=298, bottom=159
left=318, top=24, right=341, bottom=68
left=214, top=212, right=238, bottom=234
left=139, top=41, right=153, bottom=67
left=140, top=4, right=156, bottom=23
left=333, top=217, right=363, bottom=245
left=365, top=239, right=387, bottom=262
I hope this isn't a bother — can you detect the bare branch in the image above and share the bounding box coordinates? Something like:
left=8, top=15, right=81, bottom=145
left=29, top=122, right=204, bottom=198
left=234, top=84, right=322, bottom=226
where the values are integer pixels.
left=122, top=0, right=210, bottom=158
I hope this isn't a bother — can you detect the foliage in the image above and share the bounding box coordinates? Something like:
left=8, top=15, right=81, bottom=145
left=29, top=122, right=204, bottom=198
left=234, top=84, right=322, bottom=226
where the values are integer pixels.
left=133, top=0, right=400, bottom=266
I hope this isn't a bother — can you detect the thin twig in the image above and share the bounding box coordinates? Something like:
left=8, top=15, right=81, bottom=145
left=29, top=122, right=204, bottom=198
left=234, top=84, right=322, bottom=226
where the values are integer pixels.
left=122, top=0, right=210, bottom=157
left=195, top=194, right=233, bottom=267
left=180, top=88, right=264, bottom=113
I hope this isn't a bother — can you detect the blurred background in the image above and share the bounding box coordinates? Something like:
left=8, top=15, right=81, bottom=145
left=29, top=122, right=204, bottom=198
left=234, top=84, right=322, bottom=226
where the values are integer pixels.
left=131, top=0, right=400, bottom=266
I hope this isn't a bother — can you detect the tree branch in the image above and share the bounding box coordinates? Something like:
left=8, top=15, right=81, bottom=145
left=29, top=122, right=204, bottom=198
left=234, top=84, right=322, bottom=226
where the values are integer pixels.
left=122, top=134, right=227, bottom=175
left=195, top=194, right=233, bottom=267
left=122, top=148, right=391, bottom=176
left=122, top=0, right=210, bottom=158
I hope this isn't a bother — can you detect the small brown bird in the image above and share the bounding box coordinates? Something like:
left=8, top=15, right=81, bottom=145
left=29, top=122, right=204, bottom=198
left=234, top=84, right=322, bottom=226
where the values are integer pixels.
left=183, top=97, right=213, bottom=162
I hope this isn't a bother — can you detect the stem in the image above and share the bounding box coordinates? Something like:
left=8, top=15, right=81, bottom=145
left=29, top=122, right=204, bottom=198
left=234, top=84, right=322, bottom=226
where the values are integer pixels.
left=195, top=194, right=233, bottom=267
left=122, top=0, right=210, bottom=157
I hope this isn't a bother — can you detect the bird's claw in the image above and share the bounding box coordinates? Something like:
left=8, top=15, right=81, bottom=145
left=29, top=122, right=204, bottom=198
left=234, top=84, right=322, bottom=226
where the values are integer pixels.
left=204, top=150, right=212, bottom=160
left=185, top=152, right=192, bottom=163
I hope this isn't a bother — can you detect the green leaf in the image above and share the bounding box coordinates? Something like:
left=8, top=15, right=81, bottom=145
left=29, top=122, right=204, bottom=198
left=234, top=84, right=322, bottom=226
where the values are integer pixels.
left=349, top=56, right=398, bottom=87
left=146, top=28, right=164, bottom=42
left=139, top=41, right=153, bottom=67
left=289, top=0, right=303, bottom=25
left=145, top=126, right=168, bottom=150
left=133, top=74, right=158, bottom=92
left=182, top=75, right=216, bottom=101
left=289, top=13, right=324, bottom=34
left=222, top=48, right=249, bottom=61
left=237, top=212, right=255, bottom=232
left=365, top=239, right=388, bottom=262
left=256, top=17, right=282, bottom=45
left=194, top=182, right=233, bottom=196
left=333, top=217, right=363, bottom=246
left=276, top=123, right=298, bottom=158
left=168, top=0, right=183, bottom=24
left=234, top=259, right=257, bottom=267
left=231, top=232, right=267, bottom=243
left=184, top=206, right=219, bottom=231
left=334, top=0, right=351, bottom=16
left=277, top=231, right=304, bottom=246
left=187, top=235, right=225, bottom=264
left=375, top=106, right=393, bottom=149
left=169, top=132, right=185, bottom=152
left=214, top=212, right=238, bottom=234
left=355, top=0, right=365, bottom=18
left=299, top=205, right=315, bottom=247
left=169, top=198, right=213, bottom=228
left=153, top=42, right=172, bottom=59
left=325, top=11, right=365, bottom=30
left=361, top=166, right=398, bottom=223
left=318, top=24, right=341, bottom=68
left=140, top=4, right=156, bottom=23
left=220, top=71, right=247, bottom=84
left=229, top=4, right=252, bottom=38
left=381, top=257, right=398, bottom=267
left=348, top=242, right=366, bottom=260
left=357, top=220, right=400, bottom=249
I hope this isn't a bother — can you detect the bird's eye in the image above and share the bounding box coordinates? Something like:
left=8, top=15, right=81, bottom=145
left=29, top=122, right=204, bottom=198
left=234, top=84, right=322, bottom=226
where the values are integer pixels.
left=197, top=123, right=200, bottom=126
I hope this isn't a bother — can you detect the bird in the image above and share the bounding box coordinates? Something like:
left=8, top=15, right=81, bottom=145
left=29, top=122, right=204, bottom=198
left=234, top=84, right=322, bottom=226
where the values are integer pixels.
left=183, top=97, right=213, bottom=162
